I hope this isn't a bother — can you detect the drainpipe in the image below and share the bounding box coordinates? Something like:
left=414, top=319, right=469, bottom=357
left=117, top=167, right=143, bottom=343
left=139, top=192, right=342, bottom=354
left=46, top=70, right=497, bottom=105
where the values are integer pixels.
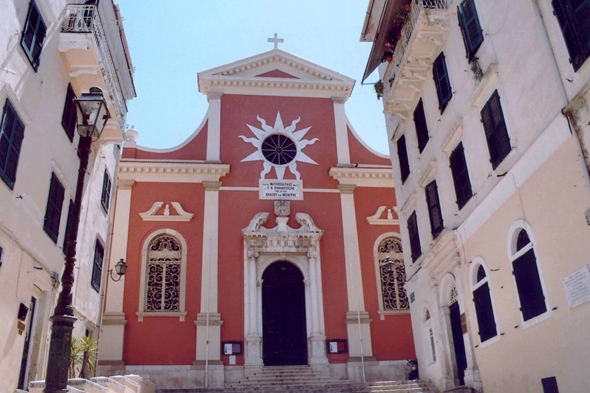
left=95, top=143, right=122, bottom=364
left=205, top=238, right=211, bottom=388
left=532, top=0, right=590, bottom=198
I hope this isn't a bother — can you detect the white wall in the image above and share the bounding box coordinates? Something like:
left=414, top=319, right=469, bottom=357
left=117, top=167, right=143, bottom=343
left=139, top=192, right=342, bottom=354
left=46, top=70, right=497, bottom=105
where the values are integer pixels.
left=0, top=0, right=132, bottom=389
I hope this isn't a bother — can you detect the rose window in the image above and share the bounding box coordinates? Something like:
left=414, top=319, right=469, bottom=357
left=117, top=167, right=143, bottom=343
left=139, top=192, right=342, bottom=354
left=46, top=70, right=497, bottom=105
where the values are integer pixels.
left=261, top=134, right=297, bottom=165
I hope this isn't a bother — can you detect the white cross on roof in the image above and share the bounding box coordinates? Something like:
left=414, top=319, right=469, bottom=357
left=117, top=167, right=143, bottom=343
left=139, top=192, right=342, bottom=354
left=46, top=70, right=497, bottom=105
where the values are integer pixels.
left=268, top=33, right=284, bottom=49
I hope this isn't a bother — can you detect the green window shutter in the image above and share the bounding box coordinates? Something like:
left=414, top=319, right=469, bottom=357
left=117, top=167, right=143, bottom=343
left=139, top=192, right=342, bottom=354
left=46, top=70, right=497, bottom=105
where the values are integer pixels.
left=433, top=53, right=452, bottom=112
left=413, top=99, right=430, bottom=153
left=425, top=180, right=444, bottom=238
left=0, top=100, right=26, bottom=189
left=43, top=174, right=65, bottom=243
left=512, top=248, right=547, bottom=321
left=473, top=282, right=497, bottom=342
left=21, top=1, right=46, bottom=71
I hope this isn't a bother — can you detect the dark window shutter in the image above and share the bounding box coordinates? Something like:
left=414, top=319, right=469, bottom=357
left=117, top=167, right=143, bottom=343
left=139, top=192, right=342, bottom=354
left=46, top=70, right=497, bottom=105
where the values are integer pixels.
left=541, top=377, right=560, bottom=393
left=552, top=0, right=590, bottom=70
left=414, top=99, right=430, bottom=153
left=101, top=170, right=112, bottom=212
left=481, top=91, right=511, bottom=169
left=459, top=0, right=484, bottom=61
left=572, top=0, right=590, bottom=56
left=0, top=100, right=26, bottom=189
left=433, top=53, right=453, bottom=112
left=397, top=135, right=411, bottom=183
left=407, top=211, right=422, bottom=262
left=43, top=174, right=65, bottom=243
left=473, top=282, right=497, bottom=342
left=20, top=1, right=46, bottom=71
left=425, top=181, right=444, bottom=238
left=513, top=248, right=547, bottom=321
left=61, top=84, right=77, bottom=142
left=450, top=143, right=473, bottom=209
left=63, top=200, right=75, bottom=253
left=91, top=241, right=104, bottom=292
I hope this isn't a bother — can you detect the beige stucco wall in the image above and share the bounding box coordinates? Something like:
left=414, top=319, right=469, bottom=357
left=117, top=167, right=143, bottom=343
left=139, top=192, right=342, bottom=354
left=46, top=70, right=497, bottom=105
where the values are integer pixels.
left=461, top=137, right=590, bottom=392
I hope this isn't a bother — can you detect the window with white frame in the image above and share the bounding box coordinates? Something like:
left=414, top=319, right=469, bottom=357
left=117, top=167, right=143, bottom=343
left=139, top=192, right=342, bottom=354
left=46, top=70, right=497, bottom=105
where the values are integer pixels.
left=471, top=260, right=498, bottom=343
left=508, top=222, right=549, bottom=324
left=376, top=237, right=409, bottom=312
left=145, top=235, right=182, bottom=312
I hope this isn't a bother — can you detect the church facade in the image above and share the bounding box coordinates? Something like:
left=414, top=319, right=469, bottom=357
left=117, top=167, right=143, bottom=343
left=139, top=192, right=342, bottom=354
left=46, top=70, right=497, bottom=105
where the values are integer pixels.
left=98, top=49, right=416, bottom=389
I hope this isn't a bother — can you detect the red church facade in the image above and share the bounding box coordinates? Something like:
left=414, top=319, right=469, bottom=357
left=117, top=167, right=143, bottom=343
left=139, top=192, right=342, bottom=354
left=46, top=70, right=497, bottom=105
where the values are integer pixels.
left=98, top=49, right=415, bottom=389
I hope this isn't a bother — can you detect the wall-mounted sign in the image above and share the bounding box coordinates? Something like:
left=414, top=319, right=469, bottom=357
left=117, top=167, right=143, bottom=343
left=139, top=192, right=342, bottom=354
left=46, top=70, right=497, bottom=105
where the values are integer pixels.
left=563, top=265, right=590, bottom=309
left=259, top=180, right=303, bottom=200
left=326, top=339, right=347, bottom=354
left=221, top=341, right=243, bottom=356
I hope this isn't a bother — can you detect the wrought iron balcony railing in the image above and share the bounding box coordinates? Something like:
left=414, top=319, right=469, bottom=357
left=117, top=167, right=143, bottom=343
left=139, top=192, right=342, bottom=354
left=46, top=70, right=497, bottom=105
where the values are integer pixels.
left=383, top=0, right=450, bottom=102
left=61, top=4, right=127, bottom=131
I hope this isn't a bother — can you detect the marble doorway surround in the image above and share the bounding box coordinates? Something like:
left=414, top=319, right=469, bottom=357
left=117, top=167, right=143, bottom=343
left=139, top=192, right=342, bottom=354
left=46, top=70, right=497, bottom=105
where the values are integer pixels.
left=242, top=212, right=329, bottom=370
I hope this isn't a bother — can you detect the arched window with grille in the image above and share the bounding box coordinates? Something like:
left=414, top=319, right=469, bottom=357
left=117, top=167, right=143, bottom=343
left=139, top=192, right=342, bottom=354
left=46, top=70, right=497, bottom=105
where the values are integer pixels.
left=146, top=235, right=181, bottom=311
left=137, top=229, right=188, bottom=321
left=470, top=258, right=498, bottom=344
left=508, top=220, right=550, bottom=327
left=374, top=235, right=409, bottom=317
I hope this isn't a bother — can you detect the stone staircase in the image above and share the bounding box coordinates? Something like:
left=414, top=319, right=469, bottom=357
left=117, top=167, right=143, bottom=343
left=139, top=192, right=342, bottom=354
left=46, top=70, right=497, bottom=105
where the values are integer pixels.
left=155, top=366, right=435, bottom=393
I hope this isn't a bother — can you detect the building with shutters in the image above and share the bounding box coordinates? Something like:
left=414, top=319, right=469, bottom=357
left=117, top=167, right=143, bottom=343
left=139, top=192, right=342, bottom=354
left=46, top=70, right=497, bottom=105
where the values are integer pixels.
left=0, top=0, right=135, bottom=390
left=361, top=0, right=590, bottom=392
left=96, top=48, right=417, bottom=389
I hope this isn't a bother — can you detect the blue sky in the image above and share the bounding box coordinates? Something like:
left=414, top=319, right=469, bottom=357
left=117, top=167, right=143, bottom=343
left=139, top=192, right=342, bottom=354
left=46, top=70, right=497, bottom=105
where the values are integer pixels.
left=117, top=0, right=388, bottom=154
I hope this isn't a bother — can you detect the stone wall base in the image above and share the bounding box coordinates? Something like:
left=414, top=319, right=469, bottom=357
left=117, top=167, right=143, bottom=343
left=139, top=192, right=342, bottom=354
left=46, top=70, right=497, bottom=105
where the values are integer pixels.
left=97, top=360, right=412, bottom=389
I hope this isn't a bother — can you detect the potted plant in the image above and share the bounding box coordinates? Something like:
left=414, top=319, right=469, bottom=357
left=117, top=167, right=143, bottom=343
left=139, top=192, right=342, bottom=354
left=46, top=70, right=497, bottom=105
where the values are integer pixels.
left=374, top=80, right=384, bottom=100
left=382, top=51, right=394, bottom=63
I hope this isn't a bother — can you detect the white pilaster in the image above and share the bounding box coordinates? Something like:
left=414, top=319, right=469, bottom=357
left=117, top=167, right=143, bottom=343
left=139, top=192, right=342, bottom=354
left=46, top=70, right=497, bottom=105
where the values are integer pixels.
left=206, top=92, right=222, bottom=162
left=338, top=184, right=373, bottom=359
left=308, top=248, right=328, bottom=365
left=332, top=97, right=351, bottom=165
left=195, top=181, right=223, bottom=363
left=99, top=179, right=134, bottom=363
left=245, top=253, right=263, bottom=366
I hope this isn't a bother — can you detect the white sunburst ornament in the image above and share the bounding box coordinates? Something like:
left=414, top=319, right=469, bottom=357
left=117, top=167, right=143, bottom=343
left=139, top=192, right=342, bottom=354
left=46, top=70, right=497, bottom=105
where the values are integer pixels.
left=239, top=112, right=319, bottom=180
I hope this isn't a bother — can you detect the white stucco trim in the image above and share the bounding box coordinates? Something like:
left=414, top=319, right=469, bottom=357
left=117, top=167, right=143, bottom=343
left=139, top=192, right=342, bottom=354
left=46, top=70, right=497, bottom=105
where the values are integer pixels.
left=118, top=161, right=230, bottom=183
left=134, top=114, right=208, bottom=153
left=506, top=220, right=552, bottom=330
left=333, top=99, right=351, bottom=165
left=469, top=257, right=501, bottom=348
left=137, top=229, right=188, bottom=322
left=346, top=118, right=391, bottom=159
left=329, top=167, right=394, bottom=188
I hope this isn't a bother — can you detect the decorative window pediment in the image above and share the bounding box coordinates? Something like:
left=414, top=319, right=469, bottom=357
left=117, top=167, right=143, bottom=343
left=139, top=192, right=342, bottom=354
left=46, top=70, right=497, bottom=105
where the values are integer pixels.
left=139, top=201, right=194, bottom=222
left=366, top=206, right=399, bottom=226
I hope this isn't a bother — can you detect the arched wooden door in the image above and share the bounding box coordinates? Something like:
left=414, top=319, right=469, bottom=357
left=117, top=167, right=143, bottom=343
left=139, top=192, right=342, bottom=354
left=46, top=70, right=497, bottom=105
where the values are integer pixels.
left=262, top=261, right=308, bottom=366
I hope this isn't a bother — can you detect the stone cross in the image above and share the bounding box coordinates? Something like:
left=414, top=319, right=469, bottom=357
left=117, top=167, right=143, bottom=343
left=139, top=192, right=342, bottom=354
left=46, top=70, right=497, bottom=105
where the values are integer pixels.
left=268, top=33, right=284, bottom=49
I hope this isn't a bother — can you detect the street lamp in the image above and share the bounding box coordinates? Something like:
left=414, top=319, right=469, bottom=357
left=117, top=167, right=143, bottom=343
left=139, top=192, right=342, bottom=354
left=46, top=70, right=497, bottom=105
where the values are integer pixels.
left=381, top=257, right=396, bottom=274
left=109, top=259, right=128, bottom=282
left=44, top=87, right=110, bottom=393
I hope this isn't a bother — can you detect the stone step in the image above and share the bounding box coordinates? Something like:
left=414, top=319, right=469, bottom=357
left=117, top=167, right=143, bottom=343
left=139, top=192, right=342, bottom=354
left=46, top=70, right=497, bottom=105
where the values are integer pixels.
left=230, top=380, right=351, bottom=388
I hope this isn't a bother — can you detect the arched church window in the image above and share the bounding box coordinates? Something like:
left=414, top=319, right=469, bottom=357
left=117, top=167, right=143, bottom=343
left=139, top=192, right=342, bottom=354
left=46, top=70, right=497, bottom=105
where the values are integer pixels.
left=508, top=224, right=548, bottom=324
left=378, top=237, right=408, bottom=311
left=516, top=229, right=531, bottom=252
left=471, top=259, right=498, bottom=343
left=261, top=134, right=297, bottom=165
left=146, top=235, right=182, bottom=312
left=448, top=283, right=458, bottom=305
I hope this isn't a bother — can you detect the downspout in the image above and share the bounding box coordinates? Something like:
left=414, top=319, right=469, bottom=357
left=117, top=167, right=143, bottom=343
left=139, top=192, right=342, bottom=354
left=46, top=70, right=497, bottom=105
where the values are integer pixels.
left=532, top=0, right=590, bottom=198
left=205, top=238, right=211, bottom=389
left=95, top=143, right=123, bottom=363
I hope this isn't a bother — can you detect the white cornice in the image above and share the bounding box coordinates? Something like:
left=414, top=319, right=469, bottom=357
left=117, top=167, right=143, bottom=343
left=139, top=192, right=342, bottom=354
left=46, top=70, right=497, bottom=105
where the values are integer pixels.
left=118, top=160, right=230, bottom=183
left=198, top=49, right=355, bottom=99
left=440, top=119, right=464, bottom=154
left=418, top=161, right=439, bottom=187
left=329, top=167, right=394, bottom=188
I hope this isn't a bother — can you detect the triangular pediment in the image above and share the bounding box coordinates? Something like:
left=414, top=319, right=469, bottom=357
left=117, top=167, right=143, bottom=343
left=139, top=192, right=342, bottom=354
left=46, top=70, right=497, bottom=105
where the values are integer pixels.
left=198, top=49, right=355, bottom=99
left=255, top=69, right=300, bottom=79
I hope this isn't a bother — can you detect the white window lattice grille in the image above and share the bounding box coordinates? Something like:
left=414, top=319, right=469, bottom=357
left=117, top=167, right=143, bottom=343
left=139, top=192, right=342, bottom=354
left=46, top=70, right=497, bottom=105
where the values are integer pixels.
left=146, top=235, right=181, bottom=312
left=449, top=284, right=458, bottom=305
left=378, top=237, right=409, bottom=310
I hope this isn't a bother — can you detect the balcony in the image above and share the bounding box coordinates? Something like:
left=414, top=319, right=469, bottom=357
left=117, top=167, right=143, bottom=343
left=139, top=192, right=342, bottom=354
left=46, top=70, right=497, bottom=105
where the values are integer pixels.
left=59, top=4, right=135, bottom=142
left=382, top=0, right=451, bottom=119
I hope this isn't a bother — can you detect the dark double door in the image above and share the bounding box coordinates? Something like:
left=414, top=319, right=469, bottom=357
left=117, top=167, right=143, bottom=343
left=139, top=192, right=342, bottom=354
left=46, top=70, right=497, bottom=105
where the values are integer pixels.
left=262, top=261, right=308, bottom=366
left=449, top=302, right=467, bottom=385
